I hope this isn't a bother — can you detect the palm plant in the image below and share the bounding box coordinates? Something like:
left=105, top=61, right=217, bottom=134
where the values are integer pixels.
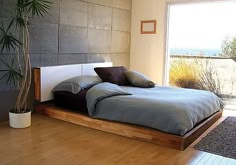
left=0, top=0, right=52, bottom=113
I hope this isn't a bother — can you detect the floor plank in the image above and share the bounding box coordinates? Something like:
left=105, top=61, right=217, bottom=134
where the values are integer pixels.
left=0, top=110, right=235, bottom=165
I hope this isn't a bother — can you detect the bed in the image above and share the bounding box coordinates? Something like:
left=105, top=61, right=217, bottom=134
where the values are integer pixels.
left=34, top=62, right=223, bottom=150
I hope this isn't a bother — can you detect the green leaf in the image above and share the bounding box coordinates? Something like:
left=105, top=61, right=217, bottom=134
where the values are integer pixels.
left=23, top=0, right=53, bottom=17
left=16, top=15, right=27, bottom=28
left=6, top=19, right=15, bottom=32
left=0, top=58, right=23, bottom=86
left=0, top=23, right=21, bottom=52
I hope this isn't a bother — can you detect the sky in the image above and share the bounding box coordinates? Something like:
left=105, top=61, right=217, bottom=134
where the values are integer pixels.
left=169, top=1, right=236, bottom=49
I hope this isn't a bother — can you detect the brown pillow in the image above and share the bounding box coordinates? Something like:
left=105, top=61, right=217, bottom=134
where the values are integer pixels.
left=94, top=66, right=130, bottom=86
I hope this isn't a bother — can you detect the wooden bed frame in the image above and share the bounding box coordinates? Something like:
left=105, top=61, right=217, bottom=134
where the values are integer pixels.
left=35, top=103, right=222, bottom=150
left=33, top=63, right=223, bottom=150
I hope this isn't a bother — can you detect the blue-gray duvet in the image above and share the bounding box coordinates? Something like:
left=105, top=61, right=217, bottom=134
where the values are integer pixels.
left=86, top=83, right=224, bottom=136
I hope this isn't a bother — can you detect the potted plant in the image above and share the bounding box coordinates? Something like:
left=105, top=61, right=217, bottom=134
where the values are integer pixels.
left=0, top=0, right=52, bottom=128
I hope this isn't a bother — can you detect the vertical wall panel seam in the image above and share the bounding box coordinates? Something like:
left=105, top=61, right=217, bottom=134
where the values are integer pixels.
left=86, top=0, right=89, bottom=60
left=58, top=0, right=60, bottom=64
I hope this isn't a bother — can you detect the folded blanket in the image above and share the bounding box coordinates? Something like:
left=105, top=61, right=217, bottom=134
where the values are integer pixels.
left=86, top=82, right=131, bottom=116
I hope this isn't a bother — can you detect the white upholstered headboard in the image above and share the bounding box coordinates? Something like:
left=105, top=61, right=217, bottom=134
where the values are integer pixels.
left=34, top=62, right=112, bottom=102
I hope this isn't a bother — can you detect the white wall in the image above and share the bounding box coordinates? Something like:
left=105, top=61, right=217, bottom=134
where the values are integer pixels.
left=130, top=0, right=226, bottom=85
left=130, top=0, right=166, bottom=84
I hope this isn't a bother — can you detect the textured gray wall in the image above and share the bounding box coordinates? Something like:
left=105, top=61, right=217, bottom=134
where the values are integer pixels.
left=0, top=0, right=131, bottom=120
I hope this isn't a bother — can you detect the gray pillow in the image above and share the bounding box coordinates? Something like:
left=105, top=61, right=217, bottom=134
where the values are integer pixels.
left=53, top=75, right=102, bottom=94
left=124, top=70, right=155, bottom=88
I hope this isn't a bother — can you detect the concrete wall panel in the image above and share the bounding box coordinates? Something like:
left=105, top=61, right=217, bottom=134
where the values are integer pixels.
left=29, top=23, right=58, bottom=54
left=58, top=54, right=87, bottom=65
left=60, top=0, right=88, bottom=27
left=112, top=31, right=130, bottom=53
left=59, top=25, right=88, bottom=53
left=88, top=4, right=112, bottom=30
left=113, top=8, right=131, bottom=32
left=88, top=29, right=111, bottom=53
left=0, top=0, right=131, bottom=120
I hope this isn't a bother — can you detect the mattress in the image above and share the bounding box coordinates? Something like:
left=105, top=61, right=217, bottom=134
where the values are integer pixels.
left=53, top=90, right=88, bottom=114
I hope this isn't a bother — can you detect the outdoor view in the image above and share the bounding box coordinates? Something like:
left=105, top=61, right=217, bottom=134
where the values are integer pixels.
left=169, top=2, right=236, bottom=57
left=168, top=2, right=236, bottom=107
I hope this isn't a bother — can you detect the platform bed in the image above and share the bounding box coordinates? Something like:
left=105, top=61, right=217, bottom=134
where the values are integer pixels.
left=36, top=103, right=222, bottom=150
left=34, top=63, right=223, bottom=151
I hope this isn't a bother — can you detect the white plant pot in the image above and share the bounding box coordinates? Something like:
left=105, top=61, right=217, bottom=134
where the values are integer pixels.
left=9, top=111, right=31, bottom=128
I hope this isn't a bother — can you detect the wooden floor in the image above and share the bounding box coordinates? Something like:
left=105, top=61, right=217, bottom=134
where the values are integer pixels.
left=0, top=111, right=236, bottom=165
